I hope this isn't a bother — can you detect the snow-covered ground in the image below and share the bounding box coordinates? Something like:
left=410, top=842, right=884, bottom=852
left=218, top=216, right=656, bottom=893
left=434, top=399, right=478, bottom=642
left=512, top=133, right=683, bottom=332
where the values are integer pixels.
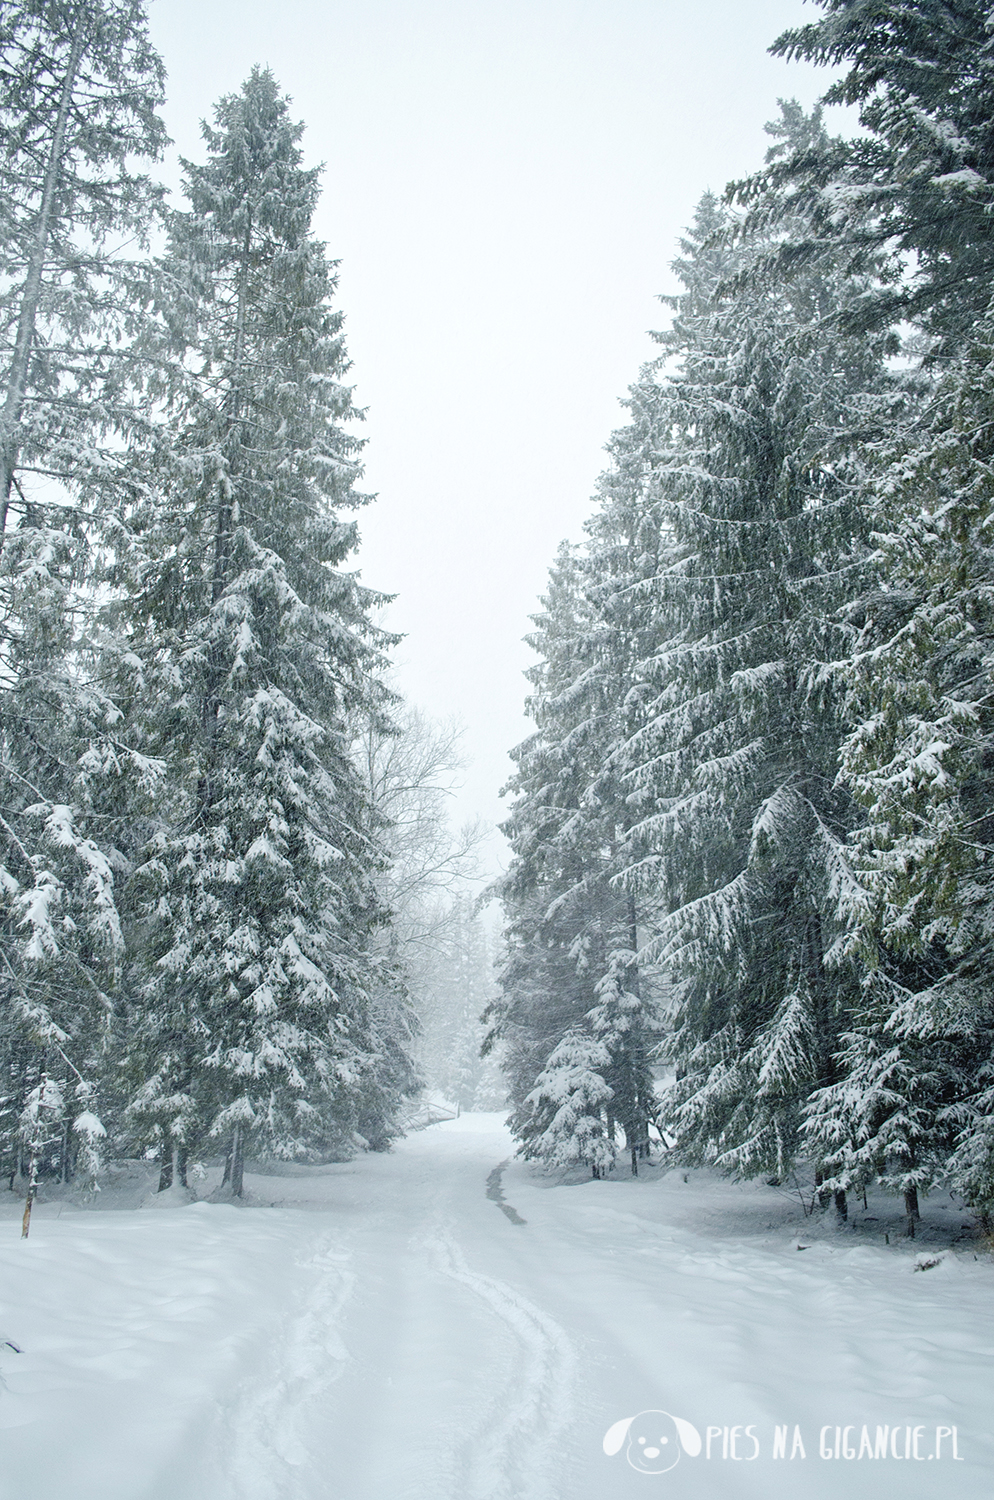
left=2, top=1114, right=991, bottom=1500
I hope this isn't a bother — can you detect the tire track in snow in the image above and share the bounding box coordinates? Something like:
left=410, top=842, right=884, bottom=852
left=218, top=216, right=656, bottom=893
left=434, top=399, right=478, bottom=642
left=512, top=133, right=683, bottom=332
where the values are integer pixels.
left=222, top=1232, right=355, bottom=1500
left=432, top=1227, right=576, bottom=1500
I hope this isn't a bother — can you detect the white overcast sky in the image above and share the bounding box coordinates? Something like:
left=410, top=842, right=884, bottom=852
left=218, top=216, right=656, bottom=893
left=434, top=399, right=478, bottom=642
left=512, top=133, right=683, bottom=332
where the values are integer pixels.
left=147, top=0, right=840, bottom=877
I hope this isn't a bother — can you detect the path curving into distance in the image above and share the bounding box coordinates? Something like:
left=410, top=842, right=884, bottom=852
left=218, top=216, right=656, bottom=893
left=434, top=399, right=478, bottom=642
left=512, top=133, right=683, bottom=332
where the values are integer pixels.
left=3, top=1112, right=993, bottom=1500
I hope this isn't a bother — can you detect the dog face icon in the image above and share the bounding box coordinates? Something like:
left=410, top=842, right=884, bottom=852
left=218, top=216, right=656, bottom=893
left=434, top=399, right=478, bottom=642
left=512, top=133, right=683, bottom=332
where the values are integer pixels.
left=603, top=1409, right=702, bottom=1474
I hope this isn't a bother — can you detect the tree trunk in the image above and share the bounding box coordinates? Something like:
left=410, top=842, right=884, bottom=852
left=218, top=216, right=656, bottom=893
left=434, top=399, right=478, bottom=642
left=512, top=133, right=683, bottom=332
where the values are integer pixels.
left=0, top=19, right=87, bottom=544
left=814, top=1167, right=830, bottom=1211
left=198, top=217, right=254, bottom=816
left=230, top=1124, right=244, bottom=1198
left=624, top=889, right=653, bottom=1171
left=158, top=1136, right=173, bottom=1191
left=627, top=891, right=640, bottom=995
left=20, top=1145, right=39, bottom=1239
left=905, top=1185, right=920, bottom=1237
left=805, top=910, right=836, bottom=1092
left=834, top=1188, right=848, bottom=1225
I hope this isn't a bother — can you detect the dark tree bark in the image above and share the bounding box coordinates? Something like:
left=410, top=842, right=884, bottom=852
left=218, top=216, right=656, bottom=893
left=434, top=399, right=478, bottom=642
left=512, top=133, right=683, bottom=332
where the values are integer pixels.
left=905, top=1186, right=921, bottom=1237
left=230, top=1126, right=245, bottom=1197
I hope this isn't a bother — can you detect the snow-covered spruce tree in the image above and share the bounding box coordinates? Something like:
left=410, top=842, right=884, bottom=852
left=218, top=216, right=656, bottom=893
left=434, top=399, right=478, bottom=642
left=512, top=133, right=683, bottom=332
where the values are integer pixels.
left=0, top=0, right=166, bottom=1182
left=737, top=0, right=994, bottom=349
left=727, top=7, right=994, bottom=1227
left=805, top=303, right=994, bottom=1225
left=802, top=970, right=970, bottom=1235
left=120, top=70, right=408, bottom=1190
left=516, top=1032, right=616, bottom=1178
left=490, top=548, right=606, bottom=1130
left=574, top=359, right=689, bottom=1173
left=625, top=158, right=891, bottom=1201
left=490, top=531, right=660, bottom=1174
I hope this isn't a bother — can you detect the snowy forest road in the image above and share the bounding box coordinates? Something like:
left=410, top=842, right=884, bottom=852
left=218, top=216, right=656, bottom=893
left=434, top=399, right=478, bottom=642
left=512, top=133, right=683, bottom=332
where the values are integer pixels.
left=2, top=1114, right=993, bottom=1500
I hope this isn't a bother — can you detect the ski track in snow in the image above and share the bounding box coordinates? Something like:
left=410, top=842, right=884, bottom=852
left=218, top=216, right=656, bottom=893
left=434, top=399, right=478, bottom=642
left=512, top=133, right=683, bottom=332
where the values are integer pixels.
left=221, top=1234, right=356, bottom=1500
left=430, top=1223, right=576, bottom=1500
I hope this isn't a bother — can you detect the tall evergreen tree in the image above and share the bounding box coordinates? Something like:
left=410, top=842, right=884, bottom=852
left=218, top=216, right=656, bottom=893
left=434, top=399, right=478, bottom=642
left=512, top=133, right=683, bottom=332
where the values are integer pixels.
left=491, top=522, right=662, bottom=1173
left=617, top=148, right=890, bottom=1192
left=120, top=70, right=406, bottom=1189
left=576, top=361, right=683, bottom=1173
left=715, top=9, right=994, bottom=1219
left=490, top=546, right=608, bottom=1138
left=572, top=108, right=899, bottom=1194
left=806, top=302, right=994, bottom=1224
left=737, top=0, right=994, bottom=347
left=0, top=0, right=166, bottom=1182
